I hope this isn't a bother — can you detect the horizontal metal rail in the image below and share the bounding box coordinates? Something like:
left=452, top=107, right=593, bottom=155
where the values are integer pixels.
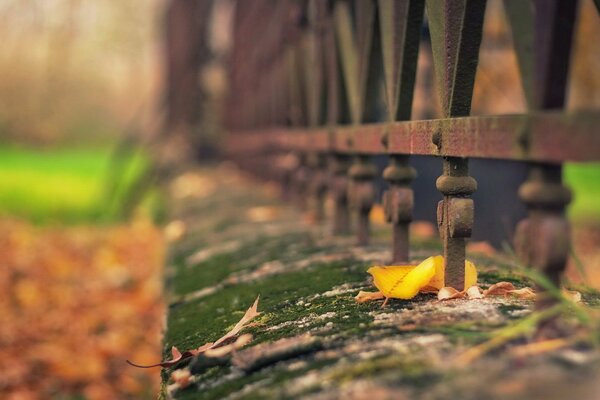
left=227, top=110, right=600, bottom=164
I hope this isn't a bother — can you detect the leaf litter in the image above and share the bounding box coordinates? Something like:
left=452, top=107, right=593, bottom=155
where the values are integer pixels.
left=356, top=255, right=581, bottom=306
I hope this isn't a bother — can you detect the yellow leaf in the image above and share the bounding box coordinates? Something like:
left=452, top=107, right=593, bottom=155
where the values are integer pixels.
left=428, top=256, right=478, bottom=291
left=368, top=256, right=436, bottom=299
left=369, top=205, right=386, bottom=224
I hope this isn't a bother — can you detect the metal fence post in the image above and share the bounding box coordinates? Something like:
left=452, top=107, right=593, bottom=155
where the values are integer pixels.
left=426, top=0, right=486, bottom=289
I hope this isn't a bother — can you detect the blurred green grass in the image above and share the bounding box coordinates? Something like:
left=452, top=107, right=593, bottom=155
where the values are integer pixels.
left=0, top=147, right=597, bottom=224
left=0, top=145, right=159, bottom=224
left=565, top=163, right=600, bottom=222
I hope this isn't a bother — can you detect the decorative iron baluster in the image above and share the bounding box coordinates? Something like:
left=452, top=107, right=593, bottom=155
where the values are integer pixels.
left=378, top=0, right=424, bottom=263
left=304, top=0, right=328, bottom=222
left=426, top=0, right=486, bottom=289
left=383, top=155, right=417, bottom=262
left=334, top=0, right=378, bottom=245
left=287, top=3, right=310, bottom=210
left=505, top=0, right=578, bottom=306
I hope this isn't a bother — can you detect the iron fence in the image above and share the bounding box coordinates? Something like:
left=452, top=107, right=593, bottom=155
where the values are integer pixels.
left=224, top=0, right=600, bottom=299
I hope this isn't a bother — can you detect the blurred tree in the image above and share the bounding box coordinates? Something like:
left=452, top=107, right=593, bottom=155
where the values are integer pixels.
left=0, top=0, right=162, bottom=144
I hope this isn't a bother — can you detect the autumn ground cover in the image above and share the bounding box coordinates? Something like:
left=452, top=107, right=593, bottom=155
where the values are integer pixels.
left=0, top=145, right=165, bottom=399
left=0, top=218, right=165, bottom=399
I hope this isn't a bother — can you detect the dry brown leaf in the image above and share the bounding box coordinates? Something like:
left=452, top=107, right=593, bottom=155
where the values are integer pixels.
left=484, top=282, right=516, bottom=296
left=438, top=287, right=465, bottom=300
left=126, top=345, right=209, bottom=369
left=128, top=296, right=260, bottom=368
left=354, top=290, right=385, bottom=303
left=508, top=287, right=536, bottom=300
left=562, top=289, right=582, bottom=303
left=466, top=286, right=484, bottom=299
left=213, top=296, right=261, bottom=348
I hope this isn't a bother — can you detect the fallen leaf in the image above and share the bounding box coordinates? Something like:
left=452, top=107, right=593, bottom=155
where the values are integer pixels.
left=437, top=287, right=465, bottom=300
left=562, top=289, right=582, bottom=303
left=509, top=287, right=536, bottom=300
left=484, top=282, right=516, bottom=296
left=365, top=256, right=479, bottom=301
left=354, top=290, right=385, bottom=303
left=128, top=347, right=183, bottom=369
left=466, top=285, right=484, bottom=299
left=127, top=296, right=260, bottom=368
left=368, top=257, right=436, bottom=299
left=213, top=296, right=261, bottom=348
left=483, top=282, right=538, bottom=300
left=427, top=256, right=478, bottom=291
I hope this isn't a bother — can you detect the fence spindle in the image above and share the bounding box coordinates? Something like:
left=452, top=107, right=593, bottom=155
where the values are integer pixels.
left=506, top=0, right=578, bottom=306
left=426, top=0, right=486, bottom=289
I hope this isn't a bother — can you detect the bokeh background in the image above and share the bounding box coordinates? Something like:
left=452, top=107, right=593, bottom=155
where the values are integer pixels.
left=0, top=0, right=598, bottom=399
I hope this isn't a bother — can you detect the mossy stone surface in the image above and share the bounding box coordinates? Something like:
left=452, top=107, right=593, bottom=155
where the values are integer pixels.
left=162, top=168, right=600, bottom=400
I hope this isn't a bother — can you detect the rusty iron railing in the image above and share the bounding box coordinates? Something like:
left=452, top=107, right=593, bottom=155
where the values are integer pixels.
left=224, top=0, right=600, bottom=303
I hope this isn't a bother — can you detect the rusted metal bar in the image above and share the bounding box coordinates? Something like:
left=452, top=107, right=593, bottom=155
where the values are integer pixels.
left=304, top=0, right=328, bottom=222
left=323, top=0, right=350, bottom=235
left=226, top=111, right=600, bottom=164
left=378, top=0, right=424, bottom=263
left=426, top=0, right=486, bottom=289
left=383, top=155, right=417, bottom=262
left=334, top=0, right=378, bottom=245
left=505, top=0, right=578, bottom=316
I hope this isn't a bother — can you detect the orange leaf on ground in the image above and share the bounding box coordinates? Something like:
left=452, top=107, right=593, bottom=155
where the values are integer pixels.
left=509, top=287, right=536, bottom=300
left=484, top=282, right=516, bottom=296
